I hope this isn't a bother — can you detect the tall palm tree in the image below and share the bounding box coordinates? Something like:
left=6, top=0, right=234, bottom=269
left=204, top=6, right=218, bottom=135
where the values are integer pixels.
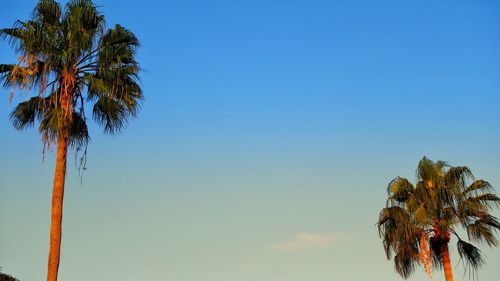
left=0, top=1, right=142, bottom=280
left=377, top=157, right=499, bottom=281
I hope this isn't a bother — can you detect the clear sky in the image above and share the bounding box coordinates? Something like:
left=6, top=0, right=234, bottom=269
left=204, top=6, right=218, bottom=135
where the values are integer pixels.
left=1, top=0, right=499, bottom=280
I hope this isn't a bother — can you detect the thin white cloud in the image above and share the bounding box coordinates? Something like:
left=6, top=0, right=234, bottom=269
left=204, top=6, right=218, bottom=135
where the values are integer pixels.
left=271, top=232, right=347, bottom=252
left=271, top=240, right=302, bottom=252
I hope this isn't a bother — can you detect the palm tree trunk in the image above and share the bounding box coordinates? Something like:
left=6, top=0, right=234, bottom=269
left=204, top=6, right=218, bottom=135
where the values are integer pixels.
left=47, top=135, right=68, bottom=281
left=442, top=244, right=454, bottom=281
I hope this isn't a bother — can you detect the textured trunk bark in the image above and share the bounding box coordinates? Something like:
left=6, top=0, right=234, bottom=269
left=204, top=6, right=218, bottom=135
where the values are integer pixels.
left=47, top=136, right=68, bottom=281
left=442, top=244, right=454, bottom=281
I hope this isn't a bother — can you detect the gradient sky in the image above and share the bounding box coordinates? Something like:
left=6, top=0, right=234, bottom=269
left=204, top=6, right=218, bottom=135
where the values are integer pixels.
left=1, top=0, right=499, bottom=280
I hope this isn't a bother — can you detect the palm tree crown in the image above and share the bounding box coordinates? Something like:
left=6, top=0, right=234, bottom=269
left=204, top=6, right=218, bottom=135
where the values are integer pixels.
left=0, top=0, right=142, bottom=151
left=0, top=273, right=18, bottom=281
left=377, top=157, right=500, bottom=280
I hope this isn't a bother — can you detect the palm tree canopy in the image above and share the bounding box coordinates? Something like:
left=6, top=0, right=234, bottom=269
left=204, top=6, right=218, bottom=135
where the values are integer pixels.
left=0, top=269, right=18, bottom=281
left=0, top=0, right=142, bottom=150
left=0, top=273, right=18, bottom=281
left=377, top=157, right=500, bottom=279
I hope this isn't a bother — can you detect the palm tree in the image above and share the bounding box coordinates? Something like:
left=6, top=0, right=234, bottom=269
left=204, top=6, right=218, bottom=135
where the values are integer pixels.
left=0, top=1, right=142, bottom=280
left=0, top=268, right=18, bottom=281
left=0, top=273, right=18, bottom=281
left=377, top=157, right=500, bottom=281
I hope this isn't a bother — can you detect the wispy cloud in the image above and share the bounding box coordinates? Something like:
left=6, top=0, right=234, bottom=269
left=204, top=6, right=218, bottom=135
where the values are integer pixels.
left=271, top=232, right=348, bottom=252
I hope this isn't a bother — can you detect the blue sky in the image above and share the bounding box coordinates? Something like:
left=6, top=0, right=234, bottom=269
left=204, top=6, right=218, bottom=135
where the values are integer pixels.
left=1, top=0, right=499, bottom=280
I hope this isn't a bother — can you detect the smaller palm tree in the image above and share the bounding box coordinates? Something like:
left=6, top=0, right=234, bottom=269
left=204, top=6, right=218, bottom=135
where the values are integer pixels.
left=0, top=272, right=18, bottom=281
left=377, top=157, right=499, bottom=281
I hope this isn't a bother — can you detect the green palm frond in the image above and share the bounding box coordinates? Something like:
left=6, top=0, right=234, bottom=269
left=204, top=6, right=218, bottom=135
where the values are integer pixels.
left=412, top=181, right=434, bottom=209
left=471, top=193, right=500, bottom=209
left=394, top=251, right=419, bottom=279
left=10, top=96, right=46, bottom=130
left=414, top=204, right=429, bottom=224
left=464, top=180, right=493, bottom=195
left=34, top=0, right=62, bottom=27
left=378, top=205, right=425, bottom=277
left=467, top=215, right=500, bottom=246
left=444, top=166, right=473, bottom=187
left=7, top=20, right=47, bottom=55
left=0, top=64, right=15, bottom=73
left=416, top=157, right=439, bottom=185
left=38, top=104, right=64, bottom=144
left=457, top=240, right=484, bottom=271
left=62, top=0, right=103, bottom=54
left=0, top=25, right=28, bottom=47
left=89, top=65, right=142, bottom=100
left=83, top=73, right=107, bottom=95
left=0, top=64, right=16, bottom=88
left=387, top=177, right=415, bottom=203
left=459, top=194, right=500, bottom=221
left=92, top=95, right=128, bottom=134
left=436, top=182, right=457, bottom=206
left=98, top=24, right=140, bottom=64
left=68, top=111, right=90, bottom=148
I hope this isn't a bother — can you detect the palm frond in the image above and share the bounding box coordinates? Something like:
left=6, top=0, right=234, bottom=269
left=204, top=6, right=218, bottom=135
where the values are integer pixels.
left=38, top=104, right=64, bottom=144
left=62, top=0, right=103, bottom=57
left=467, top=216, right=499, bottom=246
left=445, top=166, right=473, bottom=187
left=0, top=64, right=15, bottom=73
left=92, top=95, right=128, bottom=134
left=464, top=180, right=493, bottom=195
left=89, top=66, right=142, bottom=100
left=457, top=240, right=484, bottom=271
left=394, top=251, right=419, bottom=279
left=68, top=111, right=90, bottom=148
left=387, top=177, right=415, bottom=203
left=0, top=26, right=27, bottom=48
left=98, top=24, right=140, bottom=60
left=470, top=193, right=500, bottom=209
left=0, top=64, right=15, bottom=88
left=435, top=160, right=449, bottom=178
left=416, top=157, right=438, bottom=186
left=34, top=0, right=62, bottom=27
left=10, top=96, right=46, bottom=130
